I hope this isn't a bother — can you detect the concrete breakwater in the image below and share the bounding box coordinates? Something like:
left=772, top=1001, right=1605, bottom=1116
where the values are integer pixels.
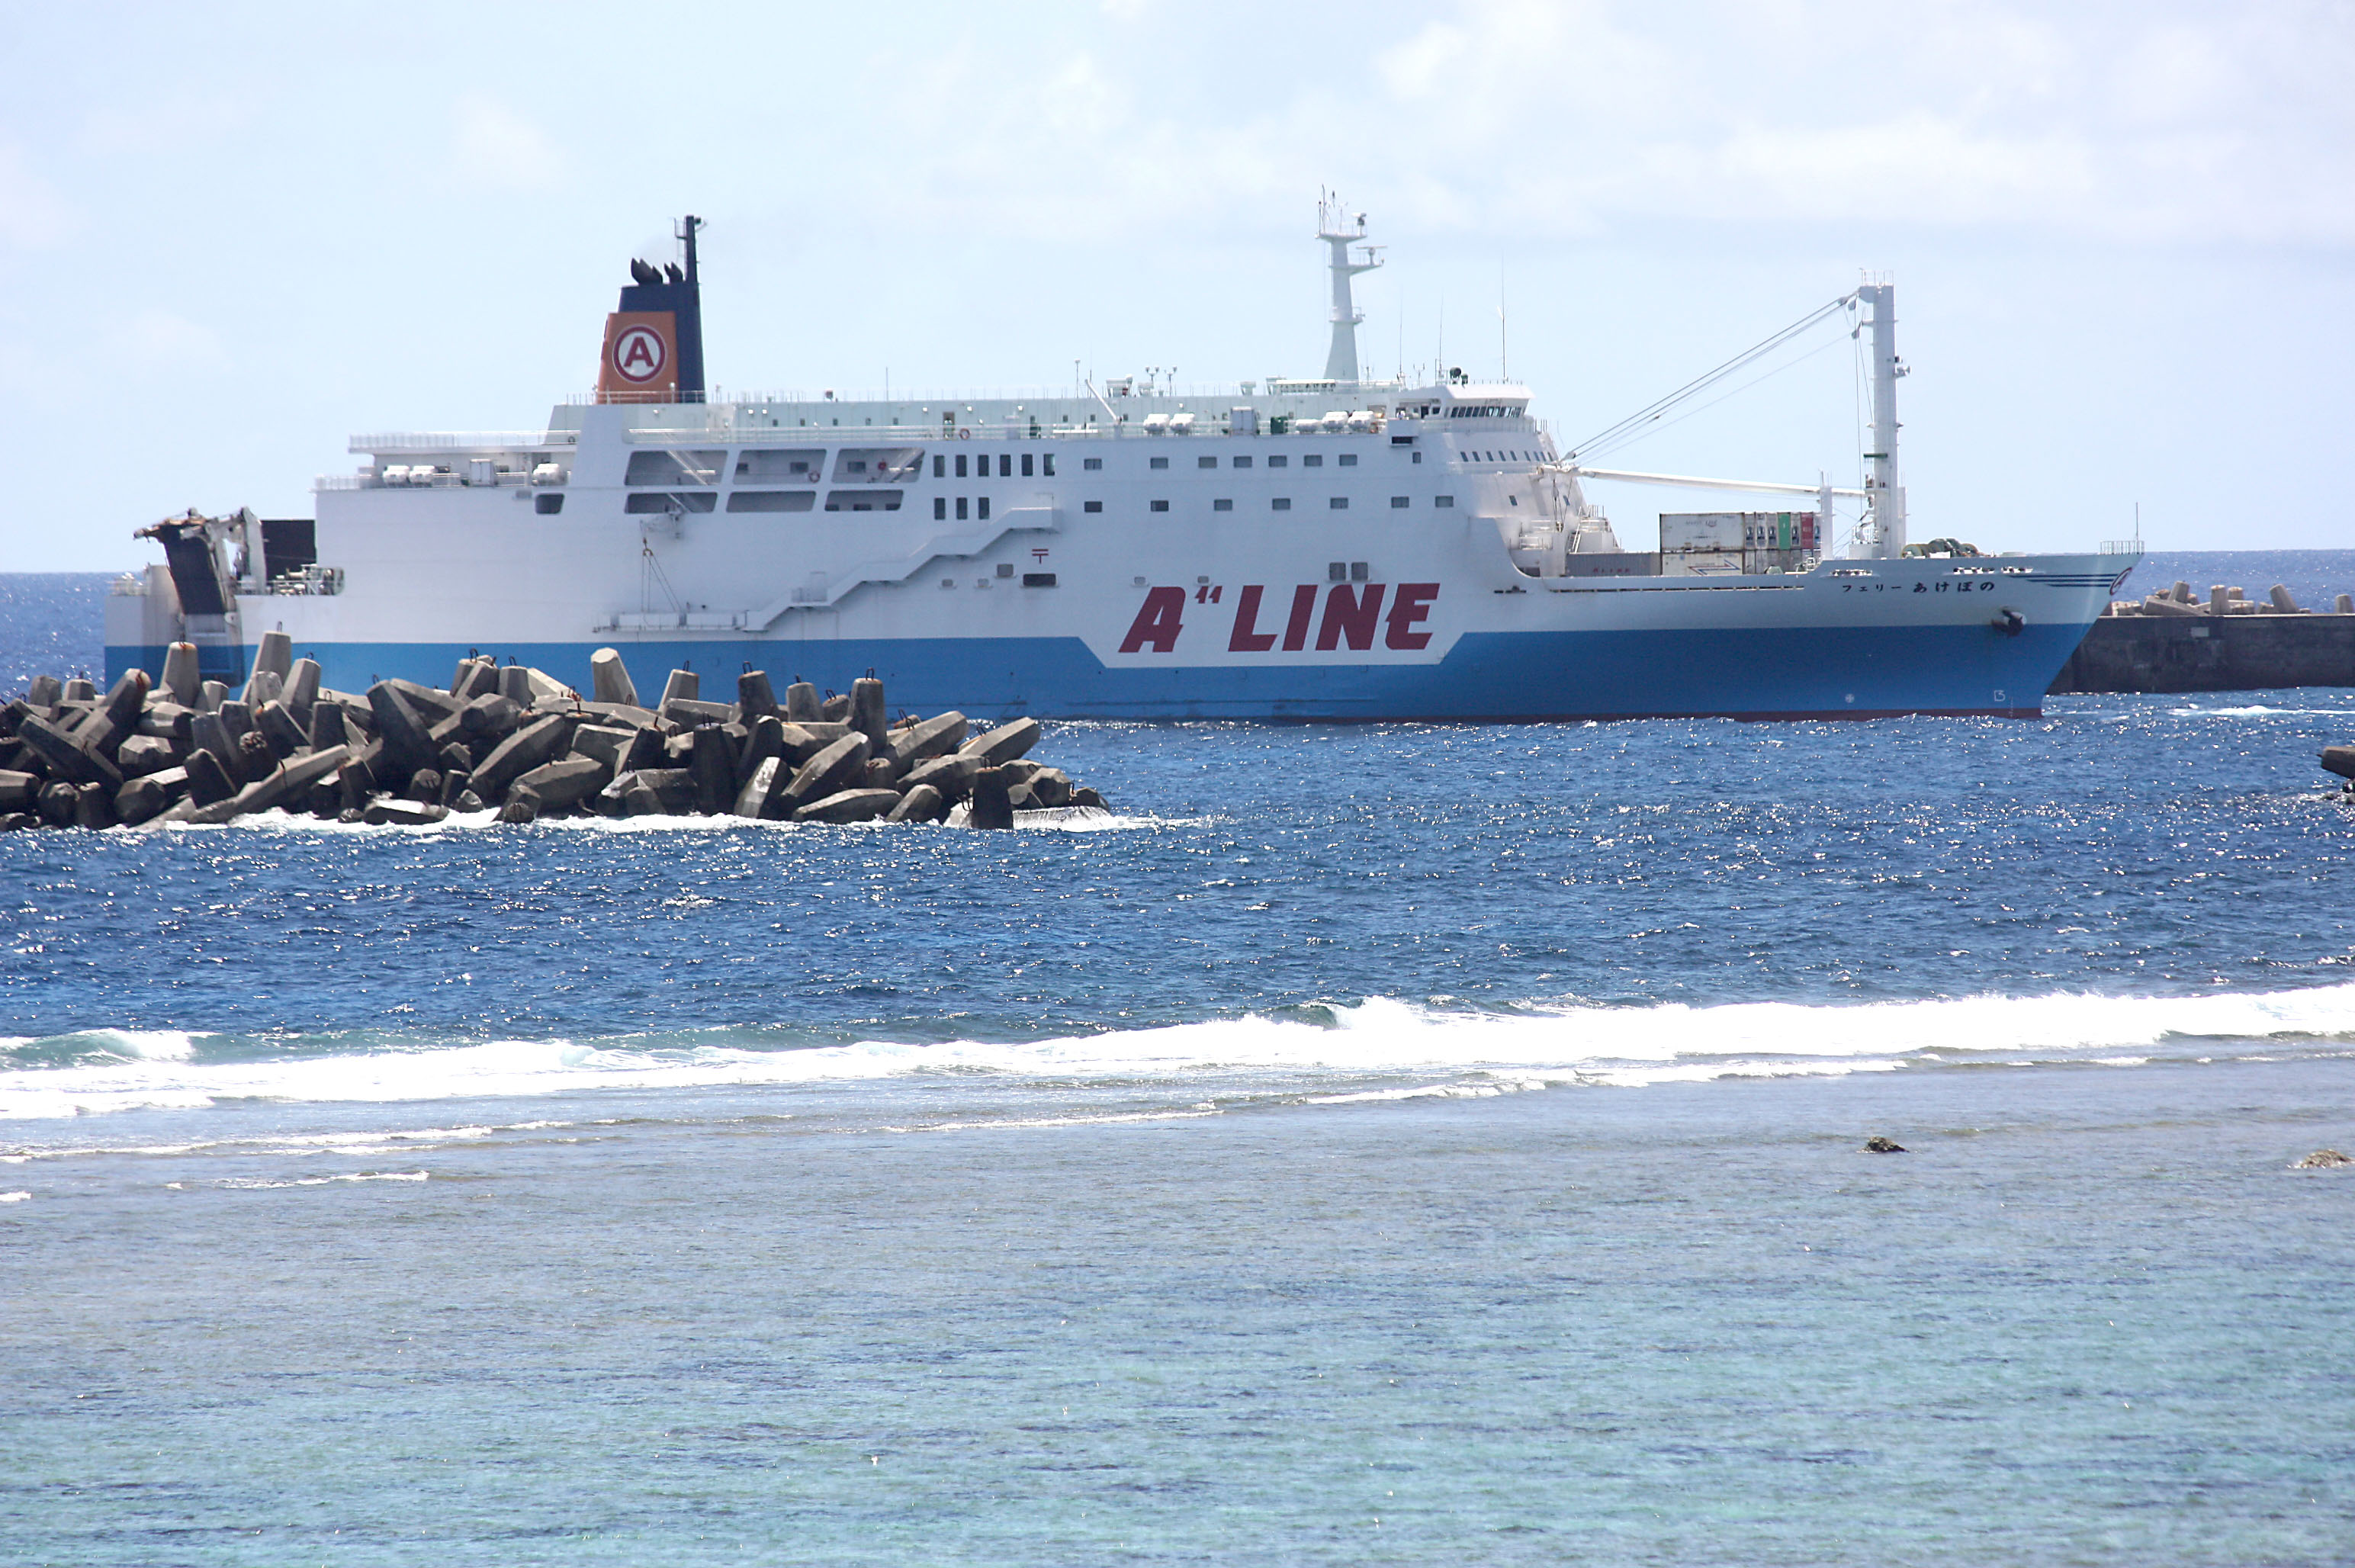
left=2050, top=581, right=2355, bottom=695
left=0, top=635, right=1107, bottom=832
left=2320, top=747, right=2355, bottom=799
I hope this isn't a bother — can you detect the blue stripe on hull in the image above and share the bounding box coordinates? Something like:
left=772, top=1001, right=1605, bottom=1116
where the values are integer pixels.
left=108, top=622, right=2086, bottom=721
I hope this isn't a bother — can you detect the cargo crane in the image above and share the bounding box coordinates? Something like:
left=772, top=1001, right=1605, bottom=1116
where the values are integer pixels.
left=1556, top=281, right=1909, bottom=561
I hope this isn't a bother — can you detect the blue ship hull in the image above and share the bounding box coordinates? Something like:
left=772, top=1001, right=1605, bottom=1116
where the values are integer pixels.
left=107, top=619, right=2087, bottom=721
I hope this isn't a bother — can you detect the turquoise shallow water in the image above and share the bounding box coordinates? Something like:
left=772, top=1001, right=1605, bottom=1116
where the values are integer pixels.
left=5, top=1062, right=2350, bottom=1566
left=4, top=567, right=2355, bottom=1562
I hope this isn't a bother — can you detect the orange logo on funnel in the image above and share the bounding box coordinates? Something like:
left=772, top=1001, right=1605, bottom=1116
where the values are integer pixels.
left=596, top=311, right=679, bottom=401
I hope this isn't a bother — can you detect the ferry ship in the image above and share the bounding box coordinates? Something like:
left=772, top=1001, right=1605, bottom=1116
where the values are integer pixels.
left=107, top=206, right=2135, bottom=720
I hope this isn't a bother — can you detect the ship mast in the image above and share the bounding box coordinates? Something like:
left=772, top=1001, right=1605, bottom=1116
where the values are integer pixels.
left=1318, top=191, right=1382, bottom=384
left=1858, top=278, right=1907, bottom=558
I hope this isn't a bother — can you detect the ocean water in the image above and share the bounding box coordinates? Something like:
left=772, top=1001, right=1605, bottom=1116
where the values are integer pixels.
left=5, top=569, right=2355, bottom=1564
left=0, top=572, right=111, bottom=693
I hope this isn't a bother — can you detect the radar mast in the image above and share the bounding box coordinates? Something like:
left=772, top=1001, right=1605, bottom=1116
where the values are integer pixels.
left=1317, top=191, right=1383, bottom=384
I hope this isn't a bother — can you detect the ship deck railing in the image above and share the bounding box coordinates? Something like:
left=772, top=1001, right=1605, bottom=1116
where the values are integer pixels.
left=561, top=378, right=1420, bottom=410
left=621, top=417, right=1402, bottom=442
left=346, top=430, right=576, bottom=453
left=337, top=418, right=1421, bottom=464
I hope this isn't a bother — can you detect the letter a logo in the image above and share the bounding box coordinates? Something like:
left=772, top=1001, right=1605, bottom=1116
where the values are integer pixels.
left=1119, top=586, right=1186, bottom=654
left=612, top=324, right=669, bottom=384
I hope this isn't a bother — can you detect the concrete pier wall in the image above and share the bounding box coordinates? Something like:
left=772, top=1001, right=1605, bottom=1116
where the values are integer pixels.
left=2051, top=613, right=2355, bottom=694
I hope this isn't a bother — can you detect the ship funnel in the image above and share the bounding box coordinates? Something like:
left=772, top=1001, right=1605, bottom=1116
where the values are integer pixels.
left=596, top=215, right=706, bottom=403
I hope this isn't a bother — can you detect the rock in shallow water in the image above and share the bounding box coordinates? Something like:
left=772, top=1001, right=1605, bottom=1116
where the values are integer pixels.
left=362, top=799, right=449, bottom=826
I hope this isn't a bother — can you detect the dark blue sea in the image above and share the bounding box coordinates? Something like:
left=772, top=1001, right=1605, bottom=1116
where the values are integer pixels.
left=5, top=559, right=2353, bottom=1565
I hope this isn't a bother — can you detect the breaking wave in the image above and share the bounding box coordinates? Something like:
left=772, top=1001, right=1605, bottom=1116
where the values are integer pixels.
left=5, top=982, right=2353, bottom=1123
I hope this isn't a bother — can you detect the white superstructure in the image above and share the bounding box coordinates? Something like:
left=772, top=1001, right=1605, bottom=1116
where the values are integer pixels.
left=108, top=207, right=2133, bottom=721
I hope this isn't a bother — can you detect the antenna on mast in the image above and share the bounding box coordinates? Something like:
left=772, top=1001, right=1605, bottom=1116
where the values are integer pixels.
left=1316, top=189, right=1382, bottom=384
left=1499, top=265, right=1508, bottom=381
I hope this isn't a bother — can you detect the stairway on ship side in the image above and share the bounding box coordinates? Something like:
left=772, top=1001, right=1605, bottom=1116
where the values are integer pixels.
left=605, top=499, right=1060, bottom=634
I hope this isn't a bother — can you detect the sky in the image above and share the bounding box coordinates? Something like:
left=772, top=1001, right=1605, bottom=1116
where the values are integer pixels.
left=2, top=0, right=2349, bottom=569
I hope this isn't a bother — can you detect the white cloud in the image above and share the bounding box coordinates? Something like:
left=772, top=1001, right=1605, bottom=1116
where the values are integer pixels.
left=1704, top=114, right=2096, bottom=227
left=1354, top=0, right=2355, bottom=246
left=0, top=144, right=72, bottom=249
left=79, top=90, right=256, bottom=159
left=373, top=3, right=2355, bottom=257
left=449, top=96, right=566, bottom=192
left=2110, top=24, right=2239, bottom=127
left=101, top=308, right=222, bottom=371
left=851, top=34, right=1299, bottom=245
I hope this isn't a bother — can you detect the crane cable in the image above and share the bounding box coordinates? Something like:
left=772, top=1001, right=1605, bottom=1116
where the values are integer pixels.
left=1580, top=333, right=1852, bottom=466
left=1566, top=293, right=1859, bottom=464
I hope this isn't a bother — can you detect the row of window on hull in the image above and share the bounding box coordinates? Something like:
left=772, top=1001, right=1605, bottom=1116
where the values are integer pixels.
left=924, top=494, right=1459, bottom=519
left=1144, top=454, right=1358, bottom=471
left=940, top=452, right=1049, bottom=479
left=545, top=490, right=1465, bottom=520
left=1088, top=496, right=1458, bottom=514
left=620, top=448, right=1055, bottom=487
left=617, top=490, right=904, bottom=514
left=621, top=446, right=1519, bottom=488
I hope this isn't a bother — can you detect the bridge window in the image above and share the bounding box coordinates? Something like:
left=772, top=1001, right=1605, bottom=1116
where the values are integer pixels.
left=1083, top=457, right=1103, bottom=471
left=1084, top=500, right=1103, bottom=512
left=933, top=455, right=946, bottom=478
left=734, top=448, right=824, bottom=482
left=1329, top=496, right=1348, bottom=509
left=1150, top=456, right=1169, bottom=471
left=1272, top=497, right=1291, bottom=512
left=1233, top=455, right=1252, bottom=468
left=956, top=454, right=969, bottom=479
left=725, top=491, right=815, bottom=513
left=1390, top=496, right=1409, bottom=508
left=1213, top=499, right=1233, bottom=512
left=625, top=449, right=726, bottom=486
left=535, top=493, right=563, bottom=515
left=1303, top=454, right=1323, bottom=468
left=1199, top=455, right=1217, bottom=469
left=956, top=497, right=969, bottom=520
left=1434, top=495, right=1455, bottom=507
left=935, top=496, right=946, bottom=520
left=624, top=492, right=717, bottom=513
left=1338, top=453, right=1357, bottom=467
left=1267, top=455, right=1288, bottom=468
left=1151, top=500, right=1169, bottom=512
left=832, top=449, right=920, bottom=481
left=824, top=489, right=904, bottom=512
left=1022, top=453, right=1035, bottom=477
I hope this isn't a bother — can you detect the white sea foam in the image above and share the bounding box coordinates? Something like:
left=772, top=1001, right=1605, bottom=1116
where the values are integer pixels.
left=0, top=1190, right=29, bottom=1202
left=2170, top=705, right=2355, bottom=718
left=3, top=983, right=2351, bottom=1123
left=217, top=1171, right=429, bottom=1188
left=10, top=1121, right=561, bottom=1164
left=879, top=1108, right=1223, bottom=1133
left=159, top=806, right=1181, bottom=837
